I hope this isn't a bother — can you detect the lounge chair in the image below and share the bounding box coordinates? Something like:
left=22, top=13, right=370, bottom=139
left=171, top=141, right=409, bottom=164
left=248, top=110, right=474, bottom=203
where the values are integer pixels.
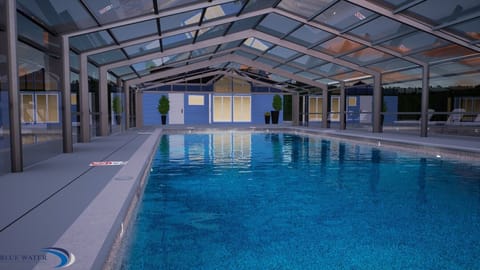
left=394, top=109, right=435, bottom=125
left=445, top=108, right=466, bottom=125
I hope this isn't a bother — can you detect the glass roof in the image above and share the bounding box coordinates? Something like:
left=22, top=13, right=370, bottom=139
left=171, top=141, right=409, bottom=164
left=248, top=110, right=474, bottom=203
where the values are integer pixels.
left=14, top=0, right=480, bottom=89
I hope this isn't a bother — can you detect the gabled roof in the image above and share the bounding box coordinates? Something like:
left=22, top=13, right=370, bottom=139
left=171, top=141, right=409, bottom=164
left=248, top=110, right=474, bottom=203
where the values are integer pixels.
left=17, top=0, right=480, bottom=91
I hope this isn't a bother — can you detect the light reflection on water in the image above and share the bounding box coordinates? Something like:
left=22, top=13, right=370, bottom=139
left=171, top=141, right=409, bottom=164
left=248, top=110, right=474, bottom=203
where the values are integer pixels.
left=121, top=132, right=480, bottom=270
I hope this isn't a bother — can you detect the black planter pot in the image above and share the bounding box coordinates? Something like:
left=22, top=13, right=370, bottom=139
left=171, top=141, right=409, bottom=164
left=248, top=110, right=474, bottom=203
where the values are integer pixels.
left=271, top=110, right=280, bottom=124
left=264, top=115, right=270, bottom=124
left=161, top=115, right=167, bottom=125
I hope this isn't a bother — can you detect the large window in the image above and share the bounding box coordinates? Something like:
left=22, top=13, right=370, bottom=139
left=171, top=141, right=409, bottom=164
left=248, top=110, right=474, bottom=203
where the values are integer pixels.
left=21, top=93, right=59, bottom=123
left=233, top=96, right=251, bottom=122
left=309, top=96, right=323, bottom=121
left=213, top=96, right=231, bottom=122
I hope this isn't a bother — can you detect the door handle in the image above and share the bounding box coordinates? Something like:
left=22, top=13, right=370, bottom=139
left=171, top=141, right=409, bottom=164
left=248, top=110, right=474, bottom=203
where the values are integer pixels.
left=181, top=109, right=183, bottom=114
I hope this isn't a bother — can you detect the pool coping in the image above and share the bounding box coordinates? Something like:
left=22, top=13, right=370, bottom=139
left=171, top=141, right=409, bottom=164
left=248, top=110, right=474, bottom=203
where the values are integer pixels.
left=26, top=126, right=480, bottom=270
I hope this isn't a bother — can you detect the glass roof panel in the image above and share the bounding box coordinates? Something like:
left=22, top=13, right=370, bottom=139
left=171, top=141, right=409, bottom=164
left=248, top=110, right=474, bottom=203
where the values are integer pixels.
left=241, top=0, right=277, bottom=14
left=269, top=74, right=289, bottom=83
left=70, top=31, right=115, bottom=52
left=256, top=57, right=280, bottom=67
left=431, top=60, right=480, bottom=77
left=122, top=73, right=138, bottom=80
left=331, top=71, right=368, bottom=81
left=163, top=52, right=190, bottom=65
left=366, top=58, right=417, bottom=73
left=203, top=2, right=243, bottom=22
left=234, top=50, right=258, bottom=60
left=277, top=0, right=337, bottom=19
left=313, top=1, right=376, bottom=30
left=256, top=13, right=301, bottom=38
left=124, top=40, right=161, bottom=58
left=285, top=25, right=333, bottom=47
left=409, top=44, right=477, bottom=63
left=380, top=32, right=449, bottom=55
left=266, top=46, right=300, bottom=60
left=18, top=13, right=60, bottom=49
left=446, top=17, right=480, bottom=42
left=132, top=58, right=163, bottom=72
left=314, top=63, right=351, bottom=76
left=316, top=78, right=338, bottom=85
left=368, top=0, right=413, bottom=9
left=277, top=64, right=302, bottom=74
left=162, top=33, right=194, bottom=50
left=160, top=9, right=202, bottom=32
left=293, top=55, right=326, bottom=68
left=111, top=19, right=158, bottom=43
left=297, top=71, right=321, bottom=80
left=83, top=0, right=154, bottom=25
left=404, top=0, right=480, bottom=26
left=383, top=67, right=422, bottom=84
left=191, top=45, right=217, bottom=58
left=242, top=37, right=273, bottom=52
left=110, top=66, right=135, bottom=77
left=314, top=37, right=364, bottom=56
left=348, top=16, right=414, bottom=43
left=17, top=0, right=97, bottom=33
left=196, top=24, right=229, bottom=42
left=227, top=15, right=263, bottom=35
left=217, top=40, right=243, bottom=52
left=157, top=0, right=204, bottom=11
left=342, top=47, right=394, bottom=65
left=89, top=49, right=127, bottom=65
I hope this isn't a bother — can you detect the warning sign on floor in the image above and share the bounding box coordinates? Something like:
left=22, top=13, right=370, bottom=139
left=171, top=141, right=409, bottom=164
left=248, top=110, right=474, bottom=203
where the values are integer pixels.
left=89, top=161, right=128, bottom=166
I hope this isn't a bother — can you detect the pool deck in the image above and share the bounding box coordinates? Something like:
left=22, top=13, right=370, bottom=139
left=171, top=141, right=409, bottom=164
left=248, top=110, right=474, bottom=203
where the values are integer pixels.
left=0, top=125, right=479, bottom=270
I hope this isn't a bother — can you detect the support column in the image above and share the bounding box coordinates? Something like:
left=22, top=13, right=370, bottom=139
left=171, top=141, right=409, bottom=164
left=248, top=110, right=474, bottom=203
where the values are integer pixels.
left=135, top=89, right=143, bottom=129
left=340, top=81, right=346, bottom=130
left=322, top=87, right=329, bottom=128
left=61, top=37, right=73, bottom=152
left=373, top=74, right=382, bottom=133
left=79, top=54, right=90, bottom=142
left=292, top=93, right=299, bottom=126
left=124, top=82, right=130, bottom=129
left=420, top=64, right=429, bottom=137
left=6, top=0, right=22, bottom=172
left=99, top=67, right=109, bottom=136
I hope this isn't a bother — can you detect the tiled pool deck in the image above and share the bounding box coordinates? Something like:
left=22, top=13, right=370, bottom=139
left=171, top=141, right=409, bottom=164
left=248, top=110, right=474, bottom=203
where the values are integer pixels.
left=0, top=125, right=479, bottom=270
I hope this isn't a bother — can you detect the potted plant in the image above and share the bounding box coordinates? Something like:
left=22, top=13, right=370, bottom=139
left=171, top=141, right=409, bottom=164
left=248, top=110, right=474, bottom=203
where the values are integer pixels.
left=112, top=96, right=122, bottom=125
left=271, top=94, right=282, bottom=124
left=157, top=95, right=170, bottom=125
left=264, top=111, right=271, bottom=124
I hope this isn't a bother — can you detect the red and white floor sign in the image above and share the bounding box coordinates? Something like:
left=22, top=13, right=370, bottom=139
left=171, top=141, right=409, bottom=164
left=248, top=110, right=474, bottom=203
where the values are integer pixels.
left=89, top=161, right=128, bottom=166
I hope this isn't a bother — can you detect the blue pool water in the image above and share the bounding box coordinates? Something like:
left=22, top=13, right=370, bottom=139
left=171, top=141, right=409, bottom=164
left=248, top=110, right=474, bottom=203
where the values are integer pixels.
left=120, top=132, right=480, bottom=269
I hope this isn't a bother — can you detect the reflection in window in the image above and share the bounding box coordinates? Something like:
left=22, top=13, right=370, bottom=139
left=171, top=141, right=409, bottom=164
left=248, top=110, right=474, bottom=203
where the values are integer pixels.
left=277, top=0, right=335, bottom=19
left=256, top=13, right=301, bottom=38
left=85, top=0, right=154, bottom=25
left=313, top=1, right=375, bottom=30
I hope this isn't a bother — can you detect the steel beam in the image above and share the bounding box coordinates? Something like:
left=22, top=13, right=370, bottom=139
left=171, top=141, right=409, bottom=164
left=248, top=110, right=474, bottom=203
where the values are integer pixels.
left=340, top=81, right=346, bottom=130
left=124, top=82, right=130, bottom=129
left=99, top=67, right=109, bottom=136
left=372, top=74, right=383, bottom=133
left=322, top=88, right=329, bottom=128
left=6, top=0, right=22, bottom=172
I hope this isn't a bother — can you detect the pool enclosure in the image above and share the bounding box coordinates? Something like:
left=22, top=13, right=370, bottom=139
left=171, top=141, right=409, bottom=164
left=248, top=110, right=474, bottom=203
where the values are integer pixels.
left=1, top=0, right=480, bottom=173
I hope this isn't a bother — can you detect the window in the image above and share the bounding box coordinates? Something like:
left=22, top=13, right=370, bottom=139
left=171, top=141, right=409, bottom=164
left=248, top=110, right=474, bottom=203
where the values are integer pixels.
left=309, top=97, right=323, bottom=121
left=188, top=95, right=204, bottom=105
left=21, top=93, right=59, bottom=123
left=233, top=96, right=251, bottom=122
left=213, top=96, right=231, bottom=122
left=348, top=97, right=357, bottom=106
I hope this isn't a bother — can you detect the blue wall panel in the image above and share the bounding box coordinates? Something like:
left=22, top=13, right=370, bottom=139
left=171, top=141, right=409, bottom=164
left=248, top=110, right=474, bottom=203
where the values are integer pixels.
left=143, top=93, right=164, bottom=125
left=252, top=94, right=283, bottom=124
left=185, top=94, right=209, bottom=124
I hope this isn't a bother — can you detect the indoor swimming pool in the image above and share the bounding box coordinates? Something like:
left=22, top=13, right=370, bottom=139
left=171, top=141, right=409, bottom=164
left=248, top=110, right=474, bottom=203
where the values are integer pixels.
left=119, top=132, right=480, bottom=269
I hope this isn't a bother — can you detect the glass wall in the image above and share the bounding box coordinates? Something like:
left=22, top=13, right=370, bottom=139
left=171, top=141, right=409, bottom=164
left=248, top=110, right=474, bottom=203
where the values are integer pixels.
left=18, top=12, right=63, bottom=166
left=0, top=0, right=11, bottom=174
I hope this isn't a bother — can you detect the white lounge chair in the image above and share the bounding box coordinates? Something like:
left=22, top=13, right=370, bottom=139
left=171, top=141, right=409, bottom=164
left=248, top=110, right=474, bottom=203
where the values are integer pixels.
left=394, top=109, right=435, bottom=125
left=446, top=108, right=465, bottom=125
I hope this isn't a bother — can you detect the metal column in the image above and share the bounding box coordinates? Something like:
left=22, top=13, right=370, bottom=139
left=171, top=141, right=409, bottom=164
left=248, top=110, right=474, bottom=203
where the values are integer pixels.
left=322, top=87, right=329, bottom=128
left=420, top=64, right=430, bottom=137
left=373, top=74, right=382, bottom=133
left=340, top=82, right=346, bottom=130
left=6, top=0, right=22, bottom=172
left=79, top=54, right=90, bottom=142
left=292, top=93, right=299, bottom=126
left=135, top=89, right=143, bottom=129
left=124, top=82, right=130, bottom=129
left=99, top=67, right=109, bottom=136
left=61, top=36, right=73, bottom=152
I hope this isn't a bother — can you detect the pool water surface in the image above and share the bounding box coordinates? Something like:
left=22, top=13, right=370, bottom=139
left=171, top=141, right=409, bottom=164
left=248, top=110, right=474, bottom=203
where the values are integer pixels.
left=120, top=132, right=480, bottom=269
